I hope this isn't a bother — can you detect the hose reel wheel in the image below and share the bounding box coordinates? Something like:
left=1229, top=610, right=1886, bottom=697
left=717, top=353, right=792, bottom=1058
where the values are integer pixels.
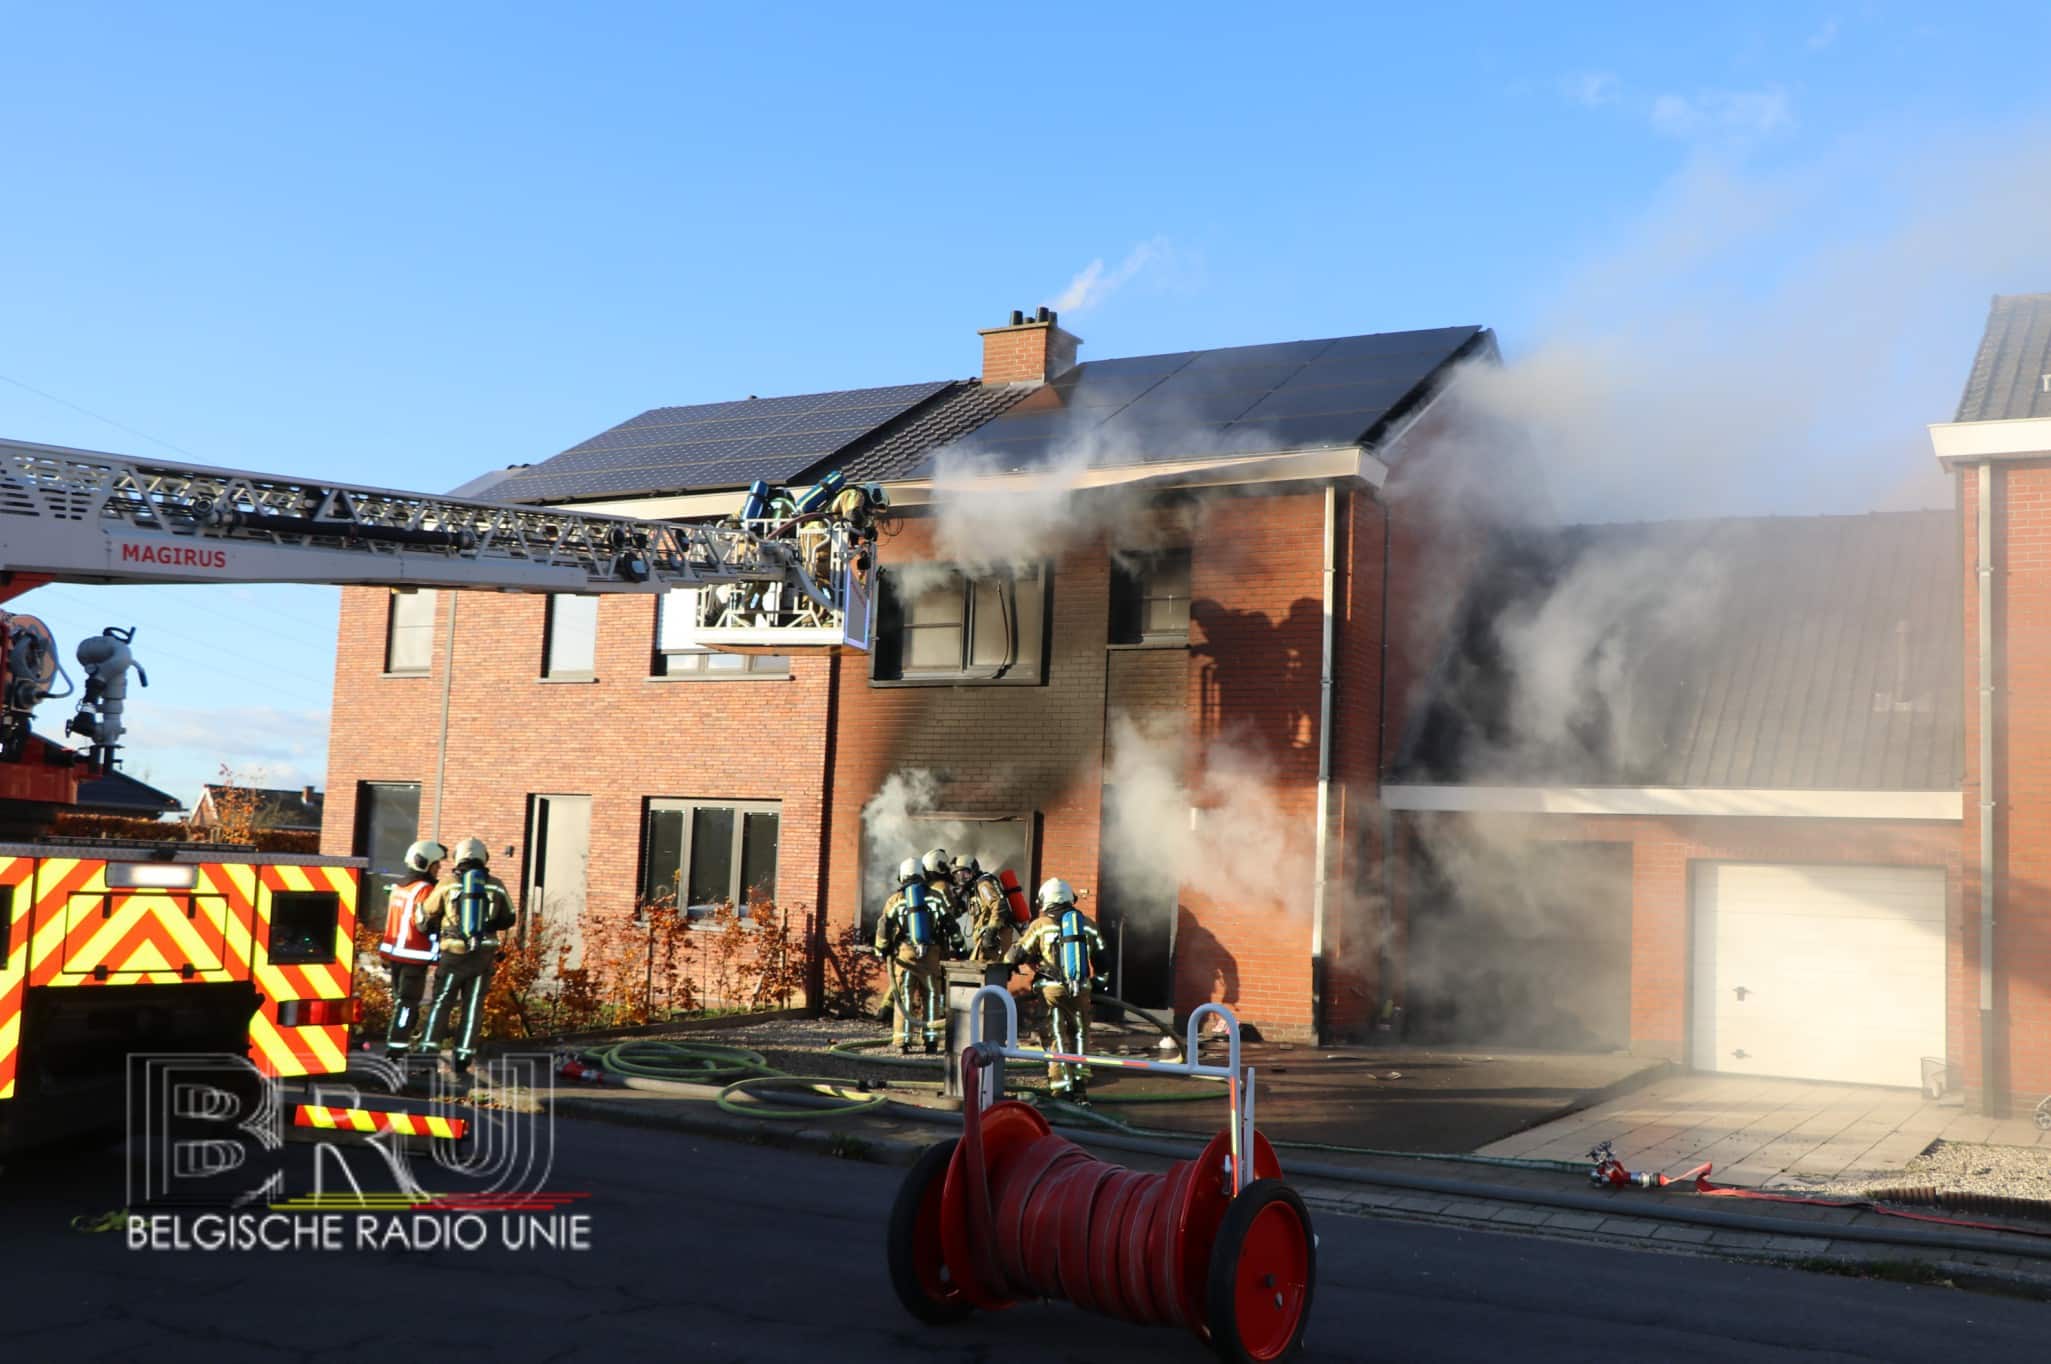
left=887, top=1137, right=974, bottom=1325
left=1204, top=1178, right=1316, bottom=1363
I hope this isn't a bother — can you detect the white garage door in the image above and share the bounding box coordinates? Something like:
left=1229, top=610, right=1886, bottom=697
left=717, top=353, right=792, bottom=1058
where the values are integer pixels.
left=1691, top=863, right=1945, bottom=1088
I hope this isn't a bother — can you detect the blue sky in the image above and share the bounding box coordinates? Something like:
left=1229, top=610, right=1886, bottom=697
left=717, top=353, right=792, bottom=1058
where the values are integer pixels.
left=2, top=2, right=2048, bottom=803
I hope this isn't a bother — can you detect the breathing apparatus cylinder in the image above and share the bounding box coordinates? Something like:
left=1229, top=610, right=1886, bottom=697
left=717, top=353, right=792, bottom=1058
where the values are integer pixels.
left=741, top=480, right=771, bottom=522
left=457, top=866, right=488, bottom=939
left=1059, top=908, right=1093, bottom=987
left=906, top=881, right=933, bottom=948
left=998, top=869, right=1032, bottom=926
left=791, top=469, right=846, bottom=517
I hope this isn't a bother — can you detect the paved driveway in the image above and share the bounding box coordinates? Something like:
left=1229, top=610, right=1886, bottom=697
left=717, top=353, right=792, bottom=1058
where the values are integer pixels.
left=1476, top=1072, right=2051, bottom=1187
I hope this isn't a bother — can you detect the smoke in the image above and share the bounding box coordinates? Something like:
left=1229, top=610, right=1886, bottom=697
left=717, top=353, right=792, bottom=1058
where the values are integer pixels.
left=1101, top=711, right=1311, bottom=916
left=1050, top=236, right=1177, bottom=315
left=858, top=767, right=1033, bottom=919
left=922, top=433, right=1210, bottom=579
left=1446, top=123, right=2051, bottom=525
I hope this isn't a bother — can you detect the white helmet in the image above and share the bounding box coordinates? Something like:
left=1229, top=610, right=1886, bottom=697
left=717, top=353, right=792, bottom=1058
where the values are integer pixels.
left=897, top=857, right=921, bottom=884
left=1037, top=878, right=1076, bottom=912
left=403, top=839, right=446, bottom=874
left=921, top=848, right=950, bottom=875
left=452, top=837, right=489, bottom=867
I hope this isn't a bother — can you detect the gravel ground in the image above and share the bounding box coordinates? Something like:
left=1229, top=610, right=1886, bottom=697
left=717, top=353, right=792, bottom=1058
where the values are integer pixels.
left=1820, top=1139, right=2051, bottom=1200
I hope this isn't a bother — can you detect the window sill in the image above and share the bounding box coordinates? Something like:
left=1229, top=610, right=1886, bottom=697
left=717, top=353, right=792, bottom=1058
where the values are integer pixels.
left=380, top=670, right=433, bottom=679
left=870, top=675, right=1045, bottom=689
left=644, top=672, right=794, bottom=683
left=536, top=675, right=600, bottom=684
left=1106, top=640, right=1189, bottom=652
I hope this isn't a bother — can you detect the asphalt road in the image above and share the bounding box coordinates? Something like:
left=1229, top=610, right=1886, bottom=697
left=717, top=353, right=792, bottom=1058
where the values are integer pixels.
left=3, top=1113, right=2048, bottom=1362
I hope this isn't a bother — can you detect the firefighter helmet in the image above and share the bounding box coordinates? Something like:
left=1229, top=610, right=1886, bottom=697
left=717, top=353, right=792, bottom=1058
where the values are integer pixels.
left=452, top=837, right=490, bottom=867
left=403, top=839, right=446, bottom=874
left=921, top=848, right=949, bottom=875
left=1037, top=878, right=1076, bottom=912
left=897, top=857, right=921, bottom=885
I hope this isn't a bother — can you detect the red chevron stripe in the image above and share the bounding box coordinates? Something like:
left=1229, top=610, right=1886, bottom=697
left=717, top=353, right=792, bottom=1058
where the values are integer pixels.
left=0, top=973, right=24, bottom=1092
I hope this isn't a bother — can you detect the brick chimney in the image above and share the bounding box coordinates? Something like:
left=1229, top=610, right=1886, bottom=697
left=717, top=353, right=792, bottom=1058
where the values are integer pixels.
left=979, top=306, right=1081, bottom=385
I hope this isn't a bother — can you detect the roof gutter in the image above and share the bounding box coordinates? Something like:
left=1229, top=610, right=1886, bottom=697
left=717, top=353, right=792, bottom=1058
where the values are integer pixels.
left=879, top=445, right=1387, bottom=506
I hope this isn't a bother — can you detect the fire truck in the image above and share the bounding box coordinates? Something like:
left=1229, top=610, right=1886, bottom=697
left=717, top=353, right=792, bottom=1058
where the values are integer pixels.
left=0, top=434, right=876, bottom=1149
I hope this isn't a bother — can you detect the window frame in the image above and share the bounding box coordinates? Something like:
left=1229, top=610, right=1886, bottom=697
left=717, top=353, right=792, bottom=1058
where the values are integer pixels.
left=1109, top=546, right=1192, bottom=647
left=871, top=563, right=1050, bottom=686
left=383, top=589, right=437, bottom=676
left=650, top=587, right=790, bottom=680
left=640, top=797, right=781, bottom=920
left=542, top=593, right=600, bottom=681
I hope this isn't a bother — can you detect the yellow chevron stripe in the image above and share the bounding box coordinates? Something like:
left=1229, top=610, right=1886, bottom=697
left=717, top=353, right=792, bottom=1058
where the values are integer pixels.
left=248, top=1009, right=303, bottom=1078
left=275, top=864, right=316, bottom=894
left=299, top=1023, right=347, bottom=1075
left=0, top=1010, right=18, bottom=1101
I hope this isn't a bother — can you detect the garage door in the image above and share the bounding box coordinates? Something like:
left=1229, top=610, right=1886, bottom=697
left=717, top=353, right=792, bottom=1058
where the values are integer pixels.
left=1691, top=863, right=1945, bottom=1088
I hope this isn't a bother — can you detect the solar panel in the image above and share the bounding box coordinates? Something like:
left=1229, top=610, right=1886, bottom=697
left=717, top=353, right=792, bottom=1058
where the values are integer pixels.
left=492, top=379, right=954, bottom=501
left=942, top=326, right=1481, bottom=472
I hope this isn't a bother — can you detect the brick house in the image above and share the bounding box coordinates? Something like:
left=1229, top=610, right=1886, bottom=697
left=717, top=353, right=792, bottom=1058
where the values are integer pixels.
left=321, top=294, right=2051, bottom=1109
left=323, top=308, right=1503, bottom=1039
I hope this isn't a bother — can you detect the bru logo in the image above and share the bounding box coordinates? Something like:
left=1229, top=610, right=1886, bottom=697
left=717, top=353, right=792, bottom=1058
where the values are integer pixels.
left=118, top=542, right=229, bottom=569
left=126, top=1052, right=558, bottom=1208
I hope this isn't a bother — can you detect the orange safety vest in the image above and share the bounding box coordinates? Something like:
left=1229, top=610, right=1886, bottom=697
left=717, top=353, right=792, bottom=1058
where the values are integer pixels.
left=378, top=879, right=439, bottom=964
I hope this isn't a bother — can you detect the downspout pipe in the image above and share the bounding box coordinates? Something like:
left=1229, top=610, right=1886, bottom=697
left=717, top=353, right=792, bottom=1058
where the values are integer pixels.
left=432, top=592, right=458, bottom=844
left=1977, top=465, right=2000, bottom=1113
left=1311, top=484, right=1336, bottom=1043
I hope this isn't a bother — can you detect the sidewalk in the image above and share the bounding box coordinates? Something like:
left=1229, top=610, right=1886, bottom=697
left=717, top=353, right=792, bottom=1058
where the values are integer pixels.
left=544, top=1079, right=2051, bottom=1297
left=1479, top=1072, right=2051, bottom=1189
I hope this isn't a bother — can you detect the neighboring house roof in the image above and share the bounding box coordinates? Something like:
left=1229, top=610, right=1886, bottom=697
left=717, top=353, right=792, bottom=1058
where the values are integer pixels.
left=75, top=767, right=182, bottom=817
left=447, top=466, right=525, bottom=500
left=1394, top=510, right=1962, bottom=791
left=1956, top=293, right=2051, bottom=422
left=487, top=380, right=957, bottom=503
left=197, top=785, right=325, bottom=831
left=826, top=380, right=1038, bottom=483
left=886, top=325, right=1493, bottom=480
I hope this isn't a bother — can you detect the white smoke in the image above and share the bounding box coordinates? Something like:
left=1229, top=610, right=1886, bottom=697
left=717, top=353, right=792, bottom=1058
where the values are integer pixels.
left=858, top=767, right=1034, bottom=917
left=1051, top=236, right=1175, bottom=315
left=1101, top=711, right=1311, bottom=916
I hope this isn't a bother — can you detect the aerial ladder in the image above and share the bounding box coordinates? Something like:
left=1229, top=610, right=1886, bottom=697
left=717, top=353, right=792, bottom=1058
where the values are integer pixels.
left=0, top=432, right=878, bottom=1149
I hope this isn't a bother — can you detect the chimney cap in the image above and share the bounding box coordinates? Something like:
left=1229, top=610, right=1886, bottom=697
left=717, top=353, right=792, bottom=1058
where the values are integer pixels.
left=1010, top=309, right=1025, bottom=326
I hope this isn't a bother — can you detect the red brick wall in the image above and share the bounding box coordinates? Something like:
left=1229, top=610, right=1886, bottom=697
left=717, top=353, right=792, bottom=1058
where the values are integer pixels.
left=1967, top=460, right=2051, bottom=1110
left=322, top=585, right=834, bottom=1004
left=1393, top=811, right=1960, bottom=1063
left=979, top=322, right=1077, bottom=385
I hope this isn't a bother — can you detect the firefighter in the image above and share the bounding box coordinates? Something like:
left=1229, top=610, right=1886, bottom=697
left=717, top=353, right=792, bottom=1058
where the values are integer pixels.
left=873, top=856, right=960, bottom=1054
left=952, top=854, right=1016, bottom=964
left=415, top=837, right=516, bottom=1079
left=1006, top=878, right=1108, bottom=1102
left=377, top=839, right=446, bottom=1058
left=920, top=846, right=963, bottom=935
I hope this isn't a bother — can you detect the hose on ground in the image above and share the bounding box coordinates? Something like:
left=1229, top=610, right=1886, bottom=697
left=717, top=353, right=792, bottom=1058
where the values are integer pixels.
left=579, top=1037, right=931, bottom=1119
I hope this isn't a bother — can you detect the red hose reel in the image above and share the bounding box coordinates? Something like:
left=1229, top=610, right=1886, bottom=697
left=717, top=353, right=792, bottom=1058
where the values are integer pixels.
left=887, top=998, right=1316, bottom=1362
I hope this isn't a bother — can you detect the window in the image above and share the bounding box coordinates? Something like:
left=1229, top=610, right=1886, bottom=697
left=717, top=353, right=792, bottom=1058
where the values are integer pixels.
left=653, top=588, right=789, bottom=677
left=872, top=565, right=1046, bottom=683
left=642, top=799, right=779, bottom=917
left=544, top=594, right=599, bottom=679
left=1110, top=547, right=1191, bottom=644
left=385, top=590, right=437, bottom=674
left=353, top=781, right=421, bottom=920
left=524, top=794, right=591, bottom=967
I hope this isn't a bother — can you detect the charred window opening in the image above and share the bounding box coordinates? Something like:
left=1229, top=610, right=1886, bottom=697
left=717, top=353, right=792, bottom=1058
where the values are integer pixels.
left=384, top=589, right=436, bottom=675
left=871, top=565, right=1047, bottom=684
left=1110, top=547, right=1192, bottom=645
